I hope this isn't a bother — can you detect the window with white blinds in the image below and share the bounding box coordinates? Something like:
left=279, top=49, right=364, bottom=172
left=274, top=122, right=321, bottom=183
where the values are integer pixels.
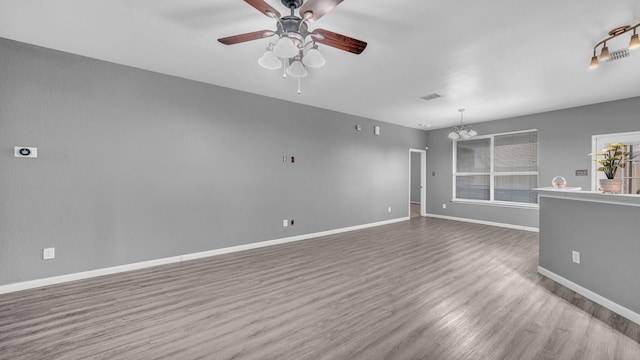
left=453, top=130, right=538, bottom=206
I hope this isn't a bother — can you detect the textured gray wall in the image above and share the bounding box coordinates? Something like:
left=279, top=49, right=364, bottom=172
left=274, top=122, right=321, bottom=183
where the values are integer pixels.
left=410, top=152, right=420, bottom=202
left=539, top=196, right=640, bottom=314
left=425, top=97, right=640, bottom=228
left=0, top=38, right=428, bottom=285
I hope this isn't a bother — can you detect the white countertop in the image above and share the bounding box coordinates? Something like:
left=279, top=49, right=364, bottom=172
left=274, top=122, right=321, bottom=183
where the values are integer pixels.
left=534, top=187, right=640, bottom=207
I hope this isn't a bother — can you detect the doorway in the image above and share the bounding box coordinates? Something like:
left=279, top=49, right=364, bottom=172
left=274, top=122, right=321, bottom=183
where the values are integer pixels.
left=409, top=149, right=426, bottom=218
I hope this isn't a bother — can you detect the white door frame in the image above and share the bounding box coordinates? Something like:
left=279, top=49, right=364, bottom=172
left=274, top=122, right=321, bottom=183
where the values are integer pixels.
left=409, top=149, right=427, bottom=217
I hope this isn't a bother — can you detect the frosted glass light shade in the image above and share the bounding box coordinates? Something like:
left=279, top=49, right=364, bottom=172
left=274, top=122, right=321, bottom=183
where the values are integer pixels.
left=589, top=55, right=599, bottom=69
left=302, top=48, right=326, bottom=68
left=599, top=46, right=610, bottom=61
left=467, top=128, right=477, bottom=137
left=286, top=60, right=308, bottom=78
left=273, top=36, right=299, bottom=59
left=459, top=129, right=471, bottom=139
left=448, top=131, right=459, bottom=140
left=258, top=50, right=282, bottom=70
left=629, top=33, right=640, bottom=50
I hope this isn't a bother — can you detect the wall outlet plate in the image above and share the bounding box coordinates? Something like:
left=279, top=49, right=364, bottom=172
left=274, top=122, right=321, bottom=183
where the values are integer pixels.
left=283, top=219, right=288, bottom=227
left=572, top=251, right=580, bottom=264
left=442, top=203, right=447, bottom=209
left=14, top=146, right=38, bottom=158
left=374, top=126, right=381, bottom=136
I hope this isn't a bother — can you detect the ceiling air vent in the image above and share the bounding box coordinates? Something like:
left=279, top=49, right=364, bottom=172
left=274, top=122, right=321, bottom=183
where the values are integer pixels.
left=420, top=93, right=442, bottom=101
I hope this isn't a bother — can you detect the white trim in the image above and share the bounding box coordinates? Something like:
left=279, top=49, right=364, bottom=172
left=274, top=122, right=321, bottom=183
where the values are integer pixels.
left=425, top=213, right=539, bottom=232
left=538, top=266, right=640, bottom=325
left=450, top=199, right=539, bottom=210
left=409, top=149, right=427, bottom=217
left=535, top=188, right=640, bottom=207
left=0, top=217, right=409, bottom=294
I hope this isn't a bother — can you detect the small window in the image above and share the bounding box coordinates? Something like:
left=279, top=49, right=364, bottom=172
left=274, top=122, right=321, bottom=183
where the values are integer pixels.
left=453, top=130, right=538, bottom=207
left=592, top=132, right=640, bottom=194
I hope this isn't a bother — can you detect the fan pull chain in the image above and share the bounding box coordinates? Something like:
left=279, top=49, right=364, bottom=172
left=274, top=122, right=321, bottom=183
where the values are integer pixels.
left=282, top=60, right=287, bottom=78
left=297, top=77, right=302, bottom=95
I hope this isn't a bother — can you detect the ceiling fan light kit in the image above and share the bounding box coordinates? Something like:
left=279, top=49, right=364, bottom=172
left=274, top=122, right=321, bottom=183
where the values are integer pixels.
left=589, top=21, right=640, bottom=69
left=219, top=0, right=367, bottom=93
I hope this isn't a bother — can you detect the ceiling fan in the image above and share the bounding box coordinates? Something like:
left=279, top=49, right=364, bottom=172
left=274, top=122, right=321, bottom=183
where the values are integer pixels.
left=218, top=0, right=367, bottom=55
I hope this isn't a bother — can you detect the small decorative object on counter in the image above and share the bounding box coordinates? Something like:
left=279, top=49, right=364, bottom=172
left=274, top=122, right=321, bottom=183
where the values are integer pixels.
left=551, top=176, right=567, bottom=189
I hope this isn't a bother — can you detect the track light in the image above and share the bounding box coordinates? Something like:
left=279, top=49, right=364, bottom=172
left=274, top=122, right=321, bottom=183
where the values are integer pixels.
left=589, top=53, right=600, bottom=69
left=599, top=44, right=610, bottom=61
left=590, top=22, right=640, bottom=68
left=629, top=32, right=640, bottom=50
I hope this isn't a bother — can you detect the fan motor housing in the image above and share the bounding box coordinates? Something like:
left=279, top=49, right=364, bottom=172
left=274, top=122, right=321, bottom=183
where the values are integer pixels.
left=280, top=16, right=307, bottom=31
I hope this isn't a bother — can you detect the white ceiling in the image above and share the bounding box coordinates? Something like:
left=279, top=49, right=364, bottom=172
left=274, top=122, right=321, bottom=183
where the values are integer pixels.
left=1, top=0, right=640, bottom=129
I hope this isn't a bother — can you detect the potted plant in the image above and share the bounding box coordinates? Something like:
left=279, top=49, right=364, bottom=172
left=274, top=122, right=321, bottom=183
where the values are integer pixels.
left=589, top=143, right=629, bottom=193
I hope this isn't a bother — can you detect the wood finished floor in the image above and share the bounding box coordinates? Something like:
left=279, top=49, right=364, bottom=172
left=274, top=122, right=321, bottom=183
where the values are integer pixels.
left=1, top=217, right=639, bottom=360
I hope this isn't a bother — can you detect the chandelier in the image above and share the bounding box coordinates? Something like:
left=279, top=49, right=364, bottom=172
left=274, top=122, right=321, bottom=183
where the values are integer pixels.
left=448, top=109, right=477, bottom=140
left=590, top=21, right=640, bottom=69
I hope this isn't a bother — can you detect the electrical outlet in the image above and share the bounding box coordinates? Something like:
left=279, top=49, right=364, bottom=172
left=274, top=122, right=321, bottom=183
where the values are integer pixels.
left=387, top=206, right=392, bottom=213
left=283, top=219, right=288, bottom=227
left=442, top=203, right=447, bottom=209
left=572, top=251, right=580, bottom=264
left=43, top=247, right=55, bottom=260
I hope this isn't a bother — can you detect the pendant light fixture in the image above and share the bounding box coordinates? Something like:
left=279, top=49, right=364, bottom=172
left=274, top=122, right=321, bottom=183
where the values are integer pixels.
left=589, top=21, right=640, bottom=69
left=448, top=109, right=477, bottom=140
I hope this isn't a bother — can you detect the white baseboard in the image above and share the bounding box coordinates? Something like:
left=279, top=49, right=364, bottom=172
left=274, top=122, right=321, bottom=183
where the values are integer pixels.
left=0, top=217, right=409, bottom=294
left=538, top=266, right=640, bottom=325
left=425, top=213, right=539, bottom=232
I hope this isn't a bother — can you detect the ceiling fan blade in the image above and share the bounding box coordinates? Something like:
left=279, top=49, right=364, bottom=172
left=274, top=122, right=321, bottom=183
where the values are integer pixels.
left=218, top=30, right=275, bottom=45
left=312, top=29, right=367, bottom=54
left=299, top=0, right=343, bottom=22
left=244, top=0, right=281, bottom=18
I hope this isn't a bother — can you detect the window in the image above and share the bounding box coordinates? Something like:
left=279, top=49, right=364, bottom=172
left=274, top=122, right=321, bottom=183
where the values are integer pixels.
left=453, top=130, right=538, bottom=206
left=592, top=132, right=640, bottom=194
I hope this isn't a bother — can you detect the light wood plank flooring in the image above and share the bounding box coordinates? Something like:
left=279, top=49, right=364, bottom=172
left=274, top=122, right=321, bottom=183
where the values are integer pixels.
left=1, top=217, right=639, bottom=360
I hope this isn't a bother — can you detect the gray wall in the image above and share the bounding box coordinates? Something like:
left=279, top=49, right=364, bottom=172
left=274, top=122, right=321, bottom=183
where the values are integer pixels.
left=539, top=196, right=640, bottom=315
left=0, top=38, right=428, bottom=285
left=410, top=152, right=421, bottom=203
left=425, top=97, right=640, bottom=228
